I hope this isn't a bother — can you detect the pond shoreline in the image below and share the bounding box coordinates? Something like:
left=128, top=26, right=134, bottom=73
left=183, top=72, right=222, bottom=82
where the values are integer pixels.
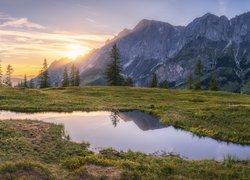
left=0, top=108, right=249, bottom=146
left=0, top=110, right=249, bottom=161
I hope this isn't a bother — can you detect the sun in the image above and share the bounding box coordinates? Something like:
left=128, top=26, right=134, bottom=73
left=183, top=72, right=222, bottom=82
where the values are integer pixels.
left=63, top=44, right=91, bottom=59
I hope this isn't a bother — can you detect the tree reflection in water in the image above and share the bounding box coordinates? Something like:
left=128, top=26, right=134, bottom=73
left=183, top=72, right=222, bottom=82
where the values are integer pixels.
left=110, top=110, right=120, bottom=127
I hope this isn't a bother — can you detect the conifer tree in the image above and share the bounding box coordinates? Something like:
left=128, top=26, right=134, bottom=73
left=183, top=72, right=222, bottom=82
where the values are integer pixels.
left=70, top=64, right=76, bottom=86
left=62, top=67, right=69, bottom=87
left=75, top=69, right=80, bottom=86
left=124, top=77, right=133, bottom=86
left=150, top=73, right=158, bottom=88
left=159, top=80, right=168, bottom=89
left=194, top=58, right=203, bottom=90
left=105, top=44, right=124, bottom=86
left=68, top=64, right=80, bottom=86
left=23, top=74, right=28, bottom=88
left=39, top=59, right=50, bottom=88
left=5, top=64, right=13, bottom=87
left=209, top=73, right=219, bottom=91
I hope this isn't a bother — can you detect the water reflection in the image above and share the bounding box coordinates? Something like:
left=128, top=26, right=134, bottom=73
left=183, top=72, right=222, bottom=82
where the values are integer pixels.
left=0, top=110, right=249, bottom=161
left=110, top=111, right=120, bottom=127
left=118, top=111, right=165, bottom=131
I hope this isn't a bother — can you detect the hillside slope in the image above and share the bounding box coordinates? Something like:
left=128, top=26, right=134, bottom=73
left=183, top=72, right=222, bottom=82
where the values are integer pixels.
left=45, top=12, right=250, bottom=92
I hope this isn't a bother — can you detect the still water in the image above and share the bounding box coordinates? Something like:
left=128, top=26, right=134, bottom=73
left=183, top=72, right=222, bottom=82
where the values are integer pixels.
left=0, top=110, right=249, bottom=161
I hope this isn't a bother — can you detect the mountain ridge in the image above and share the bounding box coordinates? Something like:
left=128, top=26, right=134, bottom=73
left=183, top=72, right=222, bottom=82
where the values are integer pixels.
left=39, top=12, right=250, bottom=92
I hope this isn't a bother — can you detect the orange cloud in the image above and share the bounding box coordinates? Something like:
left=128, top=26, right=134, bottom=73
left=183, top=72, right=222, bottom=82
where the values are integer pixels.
left=0, top=15, right=113, bottom=76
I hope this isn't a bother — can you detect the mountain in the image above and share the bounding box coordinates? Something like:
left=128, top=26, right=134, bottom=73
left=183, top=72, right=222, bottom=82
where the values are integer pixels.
left=42, top=12, right=250, bottom=92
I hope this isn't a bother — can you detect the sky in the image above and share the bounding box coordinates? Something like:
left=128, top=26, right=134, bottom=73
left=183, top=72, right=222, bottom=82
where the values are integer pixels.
left=0, top=0, right=249, bottom=77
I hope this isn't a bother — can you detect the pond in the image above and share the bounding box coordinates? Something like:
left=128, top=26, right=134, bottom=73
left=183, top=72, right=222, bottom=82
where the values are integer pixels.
left=0, top=110, right=249, bottom=161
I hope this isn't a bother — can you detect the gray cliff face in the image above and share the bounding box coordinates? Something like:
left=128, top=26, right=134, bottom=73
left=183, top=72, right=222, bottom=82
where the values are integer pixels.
left=184, top=13, right=230, bottom=42
left=45, top=12, right=250, bottom=92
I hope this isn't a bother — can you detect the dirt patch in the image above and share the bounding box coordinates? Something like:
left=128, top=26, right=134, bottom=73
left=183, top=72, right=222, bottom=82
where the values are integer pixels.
left=86, top=165, right=122, bottom=179
left=12, top=122, right=50, bottom=141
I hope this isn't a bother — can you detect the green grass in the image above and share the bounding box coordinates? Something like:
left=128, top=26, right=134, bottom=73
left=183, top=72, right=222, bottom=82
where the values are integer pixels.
left=0, top=86, right=249, bottom=144
left=0, top=120, right=249, bottom=179
left=0, top=86, right=249, bottom=178
left=0, top=161, right=54, bottom=179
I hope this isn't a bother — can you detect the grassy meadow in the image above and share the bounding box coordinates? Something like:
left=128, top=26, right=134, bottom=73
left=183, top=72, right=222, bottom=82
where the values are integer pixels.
left=0, top=86, right=249, bottom=144
left=0, top=86, right=249, bottom=179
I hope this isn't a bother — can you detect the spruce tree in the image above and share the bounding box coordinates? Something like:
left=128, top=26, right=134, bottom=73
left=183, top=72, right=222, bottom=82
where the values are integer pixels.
left=70, top=64, right=76, bottom=86
left=23, top=74, right=28, bottom=88
left=62, top=67, right=69, bottom=87
left=159, top=80, right=168, bottom=89
left=150, top=73, right=158, bottom=88
left=124, top=77, right=133, bottom=86
left=105, top=44, right=124, bottom=86
left=194, top=58, right=203, bottom=90
left=5, top=64, right=13, bottom=87
left=39, top=59, right=50, bottom=88
left=209, top=73, right=219, bottom=91
left=75, top=69, right=80, bottom=86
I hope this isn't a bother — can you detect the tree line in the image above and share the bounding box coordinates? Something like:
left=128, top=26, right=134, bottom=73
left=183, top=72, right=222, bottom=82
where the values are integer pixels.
left=0, top=60, right=14, bottom=87
left=2, top=44, right=249, bottom=93
left=17, top=59, right=80, bottom=88
left=36, top=59, right=80, bottom=88
left=149, top=58, right=219, bottom=90
left=105, top=44, right=219, bottom=91
left=0, top=45, right=219, bottom=91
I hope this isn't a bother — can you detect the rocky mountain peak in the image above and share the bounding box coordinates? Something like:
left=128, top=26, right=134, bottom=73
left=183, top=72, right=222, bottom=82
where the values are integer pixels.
left=202, top=12, right=219, bottom=19
left=230, top=11, right=250, bottom=42
left=43, top=12, right=250, bottom=92
left=184, top=12, right=230, bottom=41
left=133, top=19, right=173, bottom=32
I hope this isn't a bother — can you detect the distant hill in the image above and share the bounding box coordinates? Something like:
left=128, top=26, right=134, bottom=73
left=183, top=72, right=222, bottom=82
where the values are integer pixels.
left=38, top=12, right=250, bottom=92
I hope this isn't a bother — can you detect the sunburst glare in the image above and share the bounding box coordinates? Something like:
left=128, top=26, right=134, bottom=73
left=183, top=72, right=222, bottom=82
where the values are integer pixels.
left=62, top=44, right=91, bottom=59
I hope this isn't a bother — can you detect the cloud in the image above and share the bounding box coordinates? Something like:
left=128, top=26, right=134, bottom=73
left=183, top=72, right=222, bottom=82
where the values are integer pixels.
left=0, top=29, right=112, bottom=58
left=0, top=17, right=45, bottom=29
left=85, top=17, right=97, bottom=24
left=0, top=13, right=113, bottom=76
left=0, top=29, right=111, bottom=76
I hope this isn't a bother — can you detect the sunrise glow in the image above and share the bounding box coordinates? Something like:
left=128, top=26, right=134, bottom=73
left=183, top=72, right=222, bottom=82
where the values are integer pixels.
left=62, top=44, right=91, bottom=59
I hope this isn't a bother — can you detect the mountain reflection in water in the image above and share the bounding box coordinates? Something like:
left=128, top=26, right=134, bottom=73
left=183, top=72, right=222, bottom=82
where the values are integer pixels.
left=0, top=110, right=249, bottom=161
